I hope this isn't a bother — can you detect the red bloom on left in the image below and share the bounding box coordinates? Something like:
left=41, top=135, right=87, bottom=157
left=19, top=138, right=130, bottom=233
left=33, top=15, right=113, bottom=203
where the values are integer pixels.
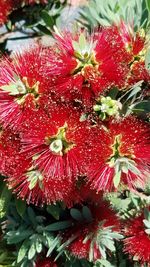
left=0, top=0, right=18, bottom=25
left=0, top=45, right=49, bottom=129
left=4, top=105, right=90, bottom=206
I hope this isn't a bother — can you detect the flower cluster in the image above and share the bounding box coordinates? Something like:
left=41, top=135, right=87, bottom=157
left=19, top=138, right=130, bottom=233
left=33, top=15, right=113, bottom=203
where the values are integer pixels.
left=0, top=21, right=150, bottom=264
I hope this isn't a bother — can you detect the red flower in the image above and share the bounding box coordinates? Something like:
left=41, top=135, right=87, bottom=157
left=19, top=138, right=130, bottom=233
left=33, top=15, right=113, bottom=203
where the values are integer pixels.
left=86, top=116, right=150, bottom=192
left=4, top=105, right=89, bottom=205
left=62, top=200, right=121, bottom=261
left=119, top=21, right=145, bottom=56
left=35, top=258, right=57, bottom=267
left=20, top=105, right=88, bottom=180
left=0, top=45, right=49, bottom=129
left=0, top=0, right=17, bottom=25
left=44, top=26, right=130, bottom=106
left=123, top=209, right=150, bottom=263
left=127, top=61, right=150, bottom=85
left=1, top=114, right=81, bottom=206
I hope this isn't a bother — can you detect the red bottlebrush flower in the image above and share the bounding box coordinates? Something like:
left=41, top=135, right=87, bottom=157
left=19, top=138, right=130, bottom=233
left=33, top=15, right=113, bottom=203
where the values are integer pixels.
left=62, top=200, right=121, bottom=261
left=123, top=209, right=150, bottom=264
left=127, top=61, right=150, bottom=85
left=44, top=26, right=130, bottom=106
left=119, top=21, right=146, bottom=56
left=87, top=116, right=150, bottom=192
left=35, top=258, right=57, bottom=267
left=5, top=105, right=89, bottom=205
left=0, top=128, right=45, bottom=205
left=20, top=105, right=88, bottom=181
left=0, top=0, right=16, bottom=25
left=8, top=163, right=81, bottom=206
left=2, top=106, right=83, bottom=206
left=0, top=45, right=50, bottom=129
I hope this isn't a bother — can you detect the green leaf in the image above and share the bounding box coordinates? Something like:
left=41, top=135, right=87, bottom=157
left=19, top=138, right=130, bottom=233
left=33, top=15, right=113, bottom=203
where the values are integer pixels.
left=27, top=207, right=36, bottom=226
left=109, top=232, right=123, bottom=239
left=15, top=198, right=26, bottom=218
left=79, top=33, right=87, bottom=51
left=126, top=86, right=142, bottom=100
left=145, top=48, right=150, bottom=71
left=82, top=206, right=93, bottom=222
left=47, top=204, right=61, bottom=220
left=99, top=244, right=106, bottom=259
left=146, top=0, right=150, bottom=11
left=108, top=88, right=119, bottom=99
left=101, top=239, right=115, bottom=252
left=145, top=228, right=150, bottom=234
left=35, top=239, right=42, bottom=254
left=36, top=24, right=51, bottom=35
left=133, top=101, right=150, bottom=113
left=72, top=41, right=81, bottom=52
left=7, top=230, right=33, bottom=244
left=46, top=236, right=60, bottom=257
left=70, top=208, right=83, bottom=221
left=113, top=170, right=121, bottom=188
left=41, top=10, right=54, bottom=28
left=0, top=185, right=12, bottom=218
left=144, top=208, right=150, bottom=220
left=45, top=220, right=72, bottom=231
left=17, top=240, right=29, bottom=263
left=28, top=242, right=36, bottom=260
left=95, top=259, right=115, bottom=267
left=28, top=175, right=38, bottom=190
left=143, top=219, right=150, bottom=228
left=94, top=259, right=115, bottom=267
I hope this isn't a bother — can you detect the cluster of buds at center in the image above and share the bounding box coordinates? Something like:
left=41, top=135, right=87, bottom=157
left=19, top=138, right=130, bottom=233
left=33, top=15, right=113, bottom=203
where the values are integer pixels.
left=93, top=96, right=122, bottom=120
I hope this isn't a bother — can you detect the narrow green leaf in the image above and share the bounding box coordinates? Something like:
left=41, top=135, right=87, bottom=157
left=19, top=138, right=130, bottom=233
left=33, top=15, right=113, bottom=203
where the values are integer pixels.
left=41, top=10, right=54, bottom=28
left=27, top=207, right=36, bottom=226
left=45, top=220, right=72, bottom=231
left=145, top=48, right=150, bottom=71
left=146, top=0, right=150, bottom=11
left=70, top=208, right=83, bottom=221
left=46, top=236, right=60, bottom=257
left=143, top=219, right=150, bottom=228
left=7, top=230, right=33, bottom=244
left=144, top=208, right=150, bottom=220
left=28, top=242, right=36, bottom=260
left=35, top=239, right=42, bottom=254
left=134, top=101, right=150, bottom=113
left=113, top=170, right=121, bottom=188
left=82, top=206, right=93, bottom=222
left=47, top=204, right=61, bottom=220
left=15, top=198, right=26, bottom=217
left=126, top=86, right=141, bottom=100
left=145, top=228, right=150, bottom=234
left=17, top=240, right=29, bottom=263
left=79, top=33, right=87, bottom=51
left=101, top=239, right=115, bottom=251
left=72, top=41, right=80, bottom=52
